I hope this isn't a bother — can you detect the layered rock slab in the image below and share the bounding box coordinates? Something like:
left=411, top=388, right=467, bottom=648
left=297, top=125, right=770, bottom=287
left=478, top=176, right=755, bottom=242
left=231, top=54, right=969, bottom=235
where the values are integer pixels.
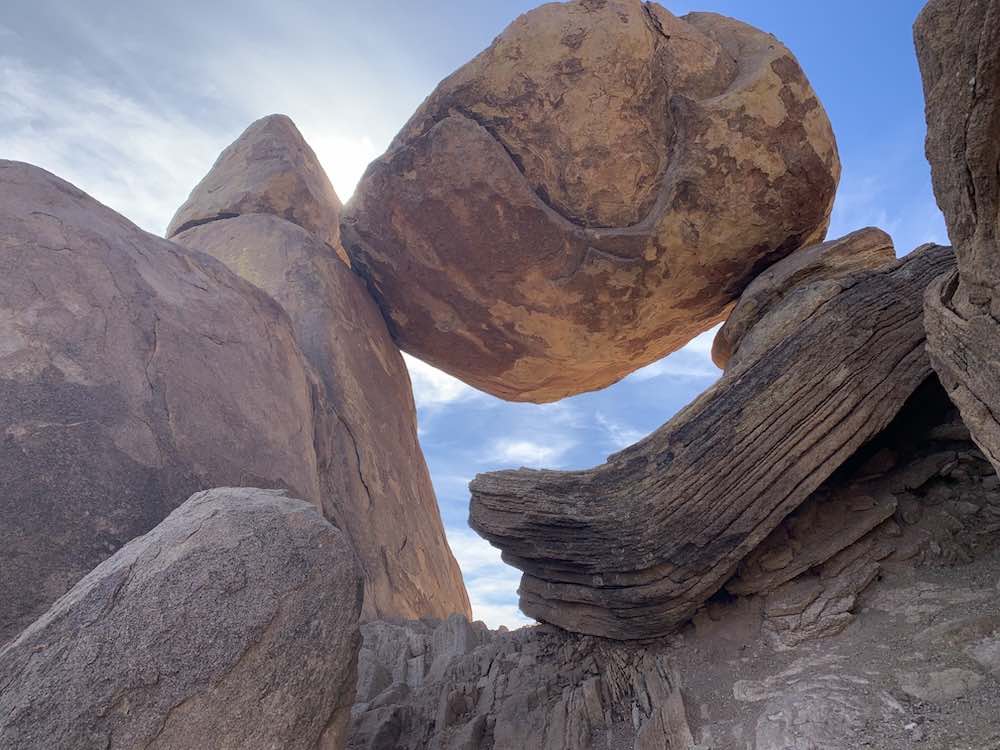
left=167, top=114, right=348, bottom=264
left=343, top=0, right=840, bottom=402
left=711, top=227, right=897, bottom=371
left=916, top=0, right=1000, bottom=473
left=470, top=244, right=954, bottom=639
left=175, top=214, right=470, bottom=621
left=0, top=487, right=363, bottom=750
left=0, top=161, right=322, bottom=644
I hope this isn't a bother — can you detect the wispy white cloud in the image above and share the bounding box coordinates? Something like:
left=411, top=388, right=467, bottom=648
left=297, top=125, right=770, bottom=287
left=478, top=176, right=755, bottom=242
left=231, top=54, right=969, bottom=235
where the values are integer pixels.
left=447, top=529, right=533, bottom=629
left=404, top=353, right=483, bottom=412
left=0, top=57, right=223, bottom=235
left=480, top=436, right=574, bottom=468
left=595, top=411, right=644, bottom=449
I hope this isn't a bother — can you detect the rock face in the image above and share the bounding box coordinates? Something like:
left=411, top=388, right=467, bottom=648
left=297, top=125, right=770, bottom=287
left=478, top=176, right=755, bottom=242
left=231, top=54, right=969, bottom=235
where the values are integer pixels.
left=349, top=616, right=696, bottom=750
left=0, top=487, right=363, bottom=750
left=711, top=227, right=897, bottom=371
left=470, top=244, right=954, bottom=639
left=175, top=213, right=470, bottom=621
left=916, top=0, right=1000, bottom=473
left=167, top=114, right=349, bottom=264
left=342, top=0, right=840, bottom=402
left=0, top=161, right=323, bottom=644
left=349, top=554, right=1000, bottom=749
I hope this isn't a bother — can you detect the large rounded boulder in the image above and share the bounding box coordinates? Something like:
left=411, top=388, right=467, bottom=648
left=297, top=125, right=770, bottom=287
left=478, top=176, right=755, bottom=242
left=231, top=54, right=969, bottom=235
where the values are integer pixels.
left=342, top=0, right=840, bottom=402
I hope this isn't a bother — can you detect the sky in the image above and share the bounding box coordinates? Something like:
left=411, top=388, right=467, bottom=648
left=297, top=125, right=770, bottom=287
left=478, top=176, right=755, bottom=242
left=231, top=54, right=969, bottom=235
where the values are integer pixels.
left=1, top=0, right=947, bottom=628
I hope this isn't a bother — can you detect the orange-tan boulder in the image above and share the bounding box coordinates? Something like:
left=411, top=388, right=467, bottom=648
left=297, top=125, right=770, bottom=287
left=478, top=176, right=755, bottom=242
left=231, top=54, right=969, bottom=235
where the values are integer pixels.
left=167, top=114, right=348, bottom=264
left=342, top=0, right=840, bottom=402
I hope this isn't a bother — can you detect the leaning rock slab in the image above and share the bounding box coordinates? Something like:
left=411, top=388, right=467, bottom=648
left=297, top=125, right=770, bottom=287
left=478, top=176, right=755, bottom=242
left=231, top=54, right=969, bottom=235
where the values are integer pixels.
left=916, top=0, right=1000, bottom=473
left=175, top=214, right=471, bottom=622
left=470, top=244, right=954, bottom=639
left=343, top=0, right=839, bottom=402
left=712, top=227, right=896, bottom=371
left=167, top=114, right=348, bottom=264
left=0, top=161, right=322, bottom=644
left=0, top=487, right=363, bottom=750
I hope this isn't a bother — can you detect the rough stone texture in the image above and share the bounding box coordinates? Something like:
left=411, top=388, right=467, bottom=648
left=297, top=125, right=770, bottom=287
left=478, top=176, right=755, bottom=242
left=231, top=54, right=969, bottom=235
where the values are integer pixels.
left=167, top=114, right=349, bottom=264
left=470, top=245, right=954, bottom=639
left=0, top=161, right=323, bottom=645
left=916, top=0, right=1000, bottom=474
left=342, top=0, right=840, bottom=402
left=351, top=388, right=1000, bottom=746
left=349, top=551, right=1000, bottom=749
left=348, top=616, right=696, bottom=750
left=0, top=487, right=363, bottom=750
left=174, top=214, right=470, bottom=622
left=712, top=227, right=896, bottom=371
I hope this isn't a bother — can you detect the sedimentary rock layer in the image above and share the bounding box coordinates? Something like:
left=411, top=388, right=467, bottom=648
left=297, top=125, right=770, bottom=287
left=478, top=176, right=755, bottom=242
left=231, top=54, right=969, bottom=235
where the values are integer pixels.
left=711, top=227, right=896, bottom=371
left=175, top=214, right=471, bottom=621
left=0, top=487, right=362, bottom=750
left=0, top=161, right=322, bottom=644
left=916, top=0, right=1000, bottom=475
left=469, top=244, right=954, bottom=639
left=343, top=0, right=839, bottom=402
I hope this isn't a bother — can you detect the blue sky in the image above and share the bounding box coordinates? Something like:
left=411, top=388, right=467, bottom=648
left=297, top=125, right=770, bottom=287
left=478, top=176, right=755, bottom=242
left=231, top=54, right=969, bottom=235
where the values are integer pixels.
left=1, top=0, right=946, bottom=627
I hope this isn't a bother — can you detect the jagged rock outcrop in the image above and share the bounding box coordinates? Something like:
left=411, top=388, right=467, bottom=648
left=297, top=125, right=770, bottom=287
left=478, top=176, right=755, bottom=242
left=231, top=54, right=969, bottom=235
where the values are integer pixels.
left=916, top=0, right=1000, bottom=473
left=0, top=161, right=323, bottom=644
left=0, top=487, right=363, bottom=750
left=348, top=616, right=696, bottom=750
left=167, top=114, right=349, bottom=264
left=342, top=0, right=840, bottom=402
left=711, top=227, right=897, bottom=371
left=175, top=213, right=470, bottom=621
left=470, top=244, right=954, bottom=640
left=349, top=546, right=1000, bottom=749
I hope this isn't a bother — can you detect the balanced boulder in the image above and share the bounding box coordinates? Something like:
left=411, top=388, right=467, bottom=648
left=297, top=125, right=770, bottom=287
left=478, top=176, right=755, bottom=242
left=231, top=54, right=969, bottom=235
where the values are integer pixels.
left=0, top=487, right=362, bottom=750
left=175, top=213, right=471, bottom=621
left=167, top=114, right=349, bottom=264
left=916, top=0, right=1000, bottom=474
left=469, top=244, right=954, bottom=639
left=0, top=161, right=322, bottom=644
left=342, top=0, right=840, bottom=402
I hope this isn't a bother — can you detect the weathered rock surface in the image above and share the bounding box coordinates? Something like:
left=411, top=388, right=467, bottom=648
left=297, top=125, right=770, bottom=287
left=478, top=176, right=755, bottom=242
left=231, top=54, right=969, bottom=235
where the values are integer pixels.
left=175, top=214, right=470, bottom=621
left=0, top=161, right=323, bottom=644
left=349, top=548, right=1000, bottom=749
left=349, top=616, right=697, bottom=750
left=712, top=227, right=897, bottom=371
left=167, top=114, right=349, bottom=264
left=342, top=0, right=840, bottom=402
left=916, top=0, right=1000, bottom=473
left=470, top=245, right=954, bottom=639
left=0, top=487, right=363, bottom=750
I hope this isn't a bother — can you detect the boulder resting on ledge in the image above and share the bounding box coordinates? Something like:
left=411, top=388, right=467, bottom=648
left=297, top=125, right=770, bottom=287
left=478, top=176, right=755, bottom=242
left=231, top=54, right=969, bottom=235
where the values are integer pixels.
left=469, top=243, right=954, bottom=640
left=342, top=0, right=839, bottom=403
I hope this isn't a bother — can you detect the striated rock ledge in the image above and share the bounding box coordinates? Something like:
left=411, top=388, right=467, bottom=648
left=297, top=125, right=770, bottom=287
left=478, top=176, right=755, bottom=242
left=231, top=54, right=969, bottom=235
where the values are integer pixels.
left=470, top=244, right=954, bottom=639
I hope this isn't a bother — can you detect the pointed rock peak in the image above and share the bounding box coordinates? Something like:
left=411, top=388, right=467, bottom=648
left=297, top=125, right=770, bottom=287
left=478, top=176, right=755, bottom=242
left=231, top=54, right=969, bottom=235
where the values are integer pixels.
left=167, top=114, right=348, bottom=264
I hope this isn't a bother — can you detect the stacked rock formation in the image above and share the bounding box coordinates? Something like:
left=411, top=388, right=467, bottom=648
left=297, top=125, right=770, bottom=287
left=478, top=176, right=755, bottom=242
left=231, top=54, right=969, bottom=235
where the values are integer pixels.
left=342, top=0, right=840, bottom=402
left=169, top=116, right=470, bottom=622
left=916, top=0, right=1000, bottom=474
left=2, top=0, right=999, bottom=748
left=0, top=488, right=363, bottom=750
left=470, top=238, right=953, bottom=639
